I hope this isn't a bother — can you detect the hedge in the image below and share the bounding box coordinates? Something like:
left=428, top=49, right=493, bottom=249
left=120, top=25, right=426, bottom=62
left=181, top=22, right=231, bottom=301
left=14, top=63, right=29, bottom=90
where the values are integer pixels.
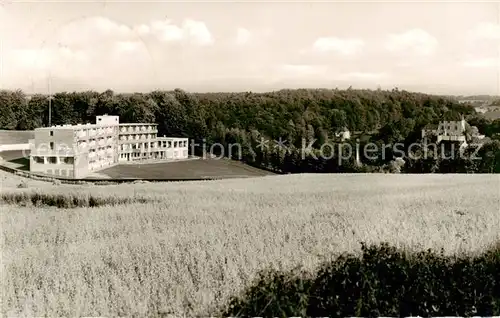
left=221, top=242, right=500, bottom=317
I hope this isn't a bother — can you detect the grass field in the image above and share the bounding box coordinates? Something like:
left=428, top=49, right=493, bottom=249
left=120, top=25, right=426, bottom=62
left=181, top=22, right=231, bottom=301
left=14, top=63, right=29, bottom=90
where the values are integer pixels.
left=99, top=158, right=273, bottom=179
left=483, top=110, right=500, bottom=120
left=0, top=130, right=34, bottom=145
left=1, top=170, right=499, bottom=316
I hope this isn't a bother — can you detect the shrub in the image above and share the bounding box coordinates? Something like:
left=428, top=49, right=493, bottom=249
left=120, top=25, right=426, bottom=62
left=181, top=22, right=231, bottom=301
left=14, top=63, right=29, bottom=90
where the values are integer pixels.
left=221, top=242, right=500, bottom=317
left=93, top=181, right=117, bottom=186
left=223, top=268, right=312, bottom=317
left=0, top=191, right=156, bottom=208
left=16, top=181, right=28, bottom=188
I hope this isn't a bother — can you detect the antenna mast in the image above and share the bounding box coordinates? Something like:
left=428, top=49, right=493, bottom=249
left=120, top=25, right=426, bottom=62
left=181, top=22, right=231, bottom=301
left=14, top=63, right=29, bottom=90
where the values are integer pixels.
left=48, top=73, right=52, bottom=127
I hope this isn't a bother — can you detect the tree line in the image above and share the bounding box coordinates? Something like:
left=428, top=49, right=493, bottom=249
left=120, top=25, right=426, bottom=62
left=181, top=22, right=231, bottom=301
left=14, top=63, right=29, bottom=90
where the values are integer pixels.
left=1, top=88, right=499, bottom=173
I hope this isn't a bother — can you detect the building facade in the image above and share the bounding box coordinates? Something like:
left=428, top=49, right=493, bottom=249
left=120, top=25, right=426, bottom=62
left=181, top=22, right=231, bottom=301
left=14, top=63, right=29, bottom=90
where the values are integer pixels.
left=29, top=115, right=189, bottom=178
left=334, top=127, right=351, bottom=141
left=421, top=116, right=485, bottom=148
left=422, top=118, right=467, bottom=146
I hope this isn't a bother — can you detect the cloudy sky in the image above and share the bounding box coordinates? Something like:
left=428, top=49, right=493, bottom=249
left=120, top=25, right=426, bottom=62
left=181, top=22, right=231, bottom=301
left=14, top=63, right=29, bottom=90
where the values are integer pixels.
left=1, top=1, right=499, bottom=95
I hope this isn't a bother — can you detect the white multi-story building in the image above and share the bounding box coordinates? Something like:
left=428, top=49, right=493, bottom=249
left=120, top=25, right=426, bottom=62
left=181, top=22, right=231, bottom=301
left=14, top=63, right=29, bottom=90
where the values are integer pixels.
left=29, top=115, right=189, bottom=178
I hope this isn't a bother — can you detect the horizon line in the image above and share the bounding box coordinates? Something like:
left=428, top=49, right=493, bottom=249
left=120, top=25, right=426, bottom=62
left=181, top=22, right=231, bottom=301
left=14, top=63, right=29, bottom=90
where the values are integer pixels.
left=4, top=87, right=499, bottom=98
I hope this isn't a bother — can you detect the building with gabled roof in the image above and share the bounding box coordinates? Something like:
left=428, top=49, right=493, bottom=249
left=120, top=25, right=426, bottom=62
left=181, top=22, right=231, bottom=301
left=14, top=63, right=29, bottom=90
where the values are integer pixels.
left=421, top=115, right=485, bottom=148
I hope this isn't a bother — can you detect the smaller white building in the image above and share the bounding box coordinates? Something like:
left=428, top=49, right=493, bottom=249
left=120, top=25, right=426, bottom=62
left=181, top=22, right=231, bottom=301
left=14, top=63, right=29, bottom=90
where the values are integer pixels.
left=334, top=127, right=351, bottom=141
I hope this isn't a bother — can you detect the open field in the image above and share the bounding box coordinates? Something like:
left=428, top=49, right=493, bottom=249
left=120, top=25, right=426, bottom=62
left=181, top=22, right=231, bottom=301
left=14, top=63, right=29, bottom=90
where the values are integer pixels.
left=99, top=158, right=273, bottom=179
left=1, top=170, right=499, bottom=316
left=483, top=110, right=500, bottom=120
left=0, top=130, right=34, bottom=145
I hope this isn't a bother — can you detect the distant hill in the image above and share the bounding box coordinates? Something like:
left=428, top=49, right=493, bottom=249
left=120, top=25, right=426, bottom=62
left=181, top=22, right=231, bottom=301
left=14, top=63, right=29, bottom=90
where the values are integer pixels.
left=457, top=95, right=500, bottom=102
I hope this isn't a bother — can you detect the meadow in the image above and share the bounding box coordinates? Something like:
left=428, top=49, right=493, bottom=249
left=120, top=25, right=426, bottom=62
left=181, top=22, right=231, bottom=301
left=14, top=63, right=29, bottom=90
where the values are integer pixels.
left=1, top=169, right=499, bottom=316
left=99, top=157, right=272, bottom=179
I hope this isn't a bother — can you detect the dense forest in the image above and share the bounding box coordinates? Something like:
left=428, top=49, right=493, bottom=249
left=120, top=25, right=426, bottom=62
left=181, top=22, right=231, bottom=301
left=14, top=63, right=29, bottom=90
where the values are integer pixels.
left=1, top=88, right=499, bottom=173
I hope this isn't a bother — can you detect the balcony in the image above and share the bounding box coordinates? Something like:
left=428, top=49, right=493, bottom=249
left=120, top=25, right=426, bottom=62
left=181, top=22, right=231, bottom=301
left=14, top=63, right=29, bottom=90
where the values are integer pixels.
left=119, top=139, right=137, bottom=144
left=77, top=131, right=87, bottom=139
left=119, top=130, right=138, bottom=135
left=118, top=127, right=158, bottom=135
left=78, top=142, right=88, bottom=150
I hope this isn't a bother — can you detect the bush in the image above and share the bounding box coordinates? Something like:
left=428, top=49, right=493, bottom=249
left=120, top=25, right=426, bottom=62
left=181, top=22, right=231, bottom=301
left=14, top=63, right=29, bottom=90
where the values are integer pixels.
left=133, top=180, right=149, bottom=184
left=0, top=191, right=156, bottom=208
left=223, top=268, right=312, bottom=317
left=221, top=242, right=500, bottom=317
left=94, top=181, right=117, bottom=186
left=16, top=181, right=28, bottom=188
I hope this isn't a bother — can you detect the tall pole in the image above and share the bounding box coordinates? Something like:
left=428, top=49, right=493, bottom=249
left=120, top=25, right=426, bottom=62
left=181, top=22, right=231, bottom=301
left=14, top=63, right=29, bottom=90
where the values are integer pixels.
left=497, top=1, right=500, bottom=100
left=0, top=33, right=3, bottom=90
left=48, top=73, right=52, bottom=127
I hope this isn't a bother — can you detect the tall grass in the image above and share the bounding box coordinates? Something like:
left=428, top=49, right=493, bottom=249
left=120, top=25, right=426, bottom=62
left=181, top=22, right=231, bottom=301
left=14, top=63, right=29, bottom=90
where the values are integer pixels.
left=1, top=173, right=499, bottom=316
left=1, top=190, right=154, bottom=208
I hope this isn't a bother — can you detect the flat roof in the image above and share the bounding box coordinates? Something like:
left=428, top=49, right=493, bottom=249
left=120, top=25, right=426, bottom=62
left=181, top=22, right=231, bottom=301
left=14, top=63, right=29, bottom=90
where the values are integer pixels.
left=157, top=137, right=188, bottom=140
left=36, top=125, right=82, bottom=130
left=35, top=122, right=159, bottom=131
left=35, top=123, right=118, bottom=130
left=119, top=123, right=157, bottom=126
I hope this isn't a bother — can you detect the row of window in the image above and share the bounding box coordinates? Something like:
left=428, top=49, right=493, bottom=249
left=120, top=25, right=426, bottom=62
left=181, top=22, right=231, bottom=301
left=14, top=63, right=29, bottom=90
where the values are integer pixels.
left=119, top=134, right=156, bottom=141
left=118, top=141, right=188, bottom=150
left=119, top=151, right=182, bottom=159
left=89, top=155, right=114, bottom=163
left=120, top=153, right=149, bottom=159
left=32, top=156, right=74, bottom=164
left=120, top=143, right=156, bottom=151
left=120, top=126, right=156, bottom=133
left=45, top=169, right=73, bottom=177
left=160, top=140, right=188, bottom=148
left=89, top=146, right=114, bottom=153
left=36, top=139, right=187, bottom=155
left=77, top=138, right=113, bottom=149
left=75, top=126, right=117, bottom=138
left=44, top=136, right=187, bottom=149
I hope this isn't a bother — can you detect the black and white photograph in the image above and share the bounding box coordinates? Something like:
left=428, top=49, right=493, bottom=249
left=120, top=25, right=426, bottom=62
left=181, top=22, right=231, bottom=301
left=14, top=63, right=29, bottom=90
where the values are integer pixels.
left=1, top=0, right=499, bottom=316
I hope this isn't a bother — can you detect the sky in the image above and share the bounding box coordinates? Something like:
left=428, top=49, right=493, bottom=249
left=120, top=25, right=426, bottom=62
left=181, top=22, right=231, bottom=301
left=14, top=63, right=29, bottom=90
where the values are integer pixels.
left=0, top=1, right=499, bottom=95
